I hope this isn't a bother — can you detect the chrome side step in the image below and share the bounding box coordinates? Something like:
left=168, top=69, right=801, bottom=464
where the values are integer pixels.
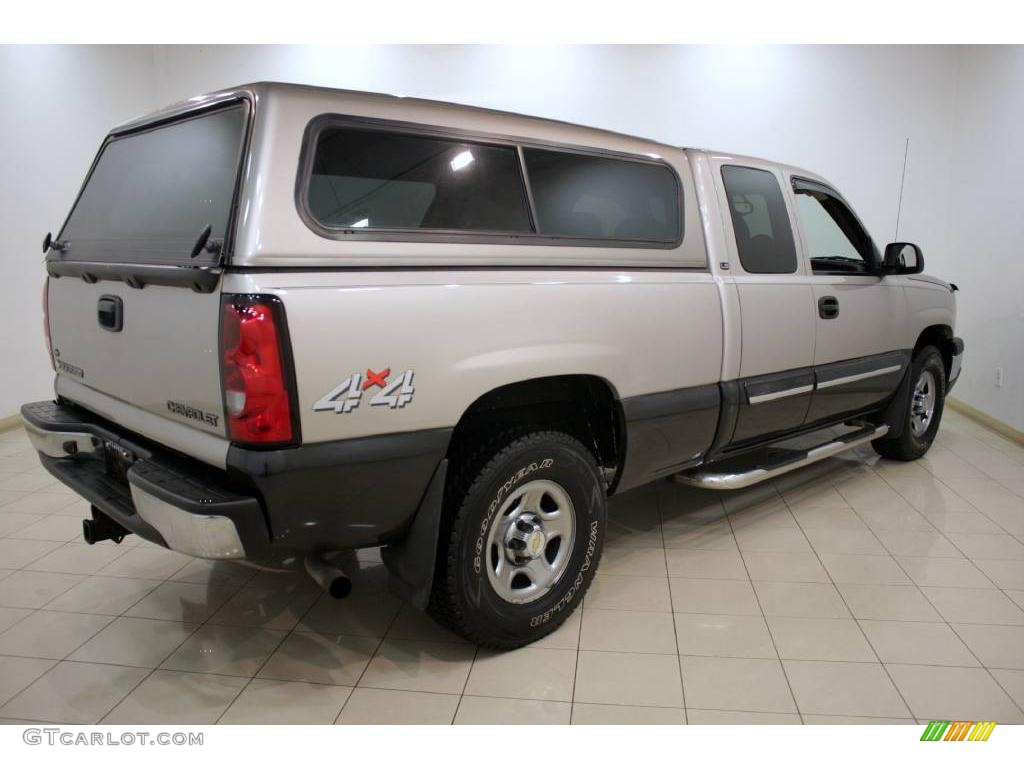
left=674, top=423, right=889, bottom=490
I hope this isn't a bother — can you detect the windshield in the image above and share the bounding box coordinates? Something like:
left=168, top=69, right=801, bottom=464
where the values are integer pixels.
left=56, top=102, right=248, bottom=267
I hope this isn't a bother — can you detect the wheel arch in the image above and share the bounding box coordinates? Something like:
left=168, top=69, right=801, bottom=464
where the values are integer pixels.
left=445, top=374, right=627, bottom=493
left=914, top=324, right=955, bottom=380
left=383, top=374, right=625, bottom=610
left=877, top=324, right=953, bottom=443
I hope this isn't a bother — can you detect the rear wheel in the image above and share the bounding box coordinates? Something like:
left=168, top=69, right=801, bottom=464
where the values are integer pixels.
left=429, top=430, right=606, bottom=648
left=873, top=345, right=946, bottom=461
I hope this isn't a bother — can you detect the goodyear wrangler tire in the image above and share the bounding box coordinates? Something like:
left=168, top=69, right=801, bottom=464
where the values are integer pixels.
left=873, top=345, right=946, bottom=461
left=429, top=431, right=606, bottom=649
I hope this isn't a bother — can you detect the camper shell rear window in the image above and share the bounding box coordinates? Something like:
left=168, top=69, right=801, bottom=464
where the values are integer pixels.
left=55, top=102, right=249, bottom=267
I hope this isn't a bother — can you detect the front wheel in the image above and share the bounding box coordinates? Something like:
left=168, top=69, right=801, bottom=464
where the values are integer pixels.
left=429, top=431, right=606, bottom=648
left=873, top=345, right=946, bottom=461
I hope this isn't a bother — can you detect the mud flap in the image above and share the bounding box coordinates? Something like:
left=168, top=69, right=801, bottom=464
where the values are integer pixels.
left=879, top=365, right=913, bottom=440
left=381, top=459, right=448, bottom=610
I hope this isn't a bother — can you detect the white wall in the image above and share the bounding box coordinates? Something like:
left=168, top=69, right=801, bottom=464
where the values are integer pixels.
left=945, top=46, right=1024, bottom=432
left=1, top=45, right=1018, bottom=431
left=0, top=46, right=157, bottom=419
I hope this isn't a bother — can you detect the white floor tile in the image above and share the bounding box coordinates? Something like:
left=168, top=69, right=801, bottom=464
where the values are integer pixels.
left=0, top=412, right=1022, bottom=724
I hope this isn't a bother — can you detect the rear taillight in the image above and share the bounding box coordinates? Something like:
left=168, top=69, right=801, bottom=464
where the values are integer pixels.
left=42, top=278, right=54, bottom=369
left=220, top=295, right=297, bottom=444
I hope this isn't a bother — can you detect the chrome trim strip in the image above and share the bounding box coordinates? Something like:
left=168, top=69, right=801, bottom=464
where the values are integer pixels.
left=816, top=365, right=902, bottom=390
left=748, top=384, right=813, bottom=405
left=674, top=425, right=889, bottom=490
left=130, top=482, right=246, bottom=560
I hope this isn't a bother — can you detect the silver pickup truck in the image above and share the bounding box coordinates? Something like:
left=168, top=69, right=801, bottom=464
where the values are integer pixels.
left=24, top=82, right=964, bottom=648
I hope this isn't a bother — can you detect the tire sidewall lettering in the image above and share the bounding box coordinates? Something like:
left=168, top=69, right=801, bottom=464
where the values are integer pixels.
left=465, top=448, right=602, bottom=625
left=448, top=433, right=607, bottom=647
left=529, top=517, right=598, bottom=627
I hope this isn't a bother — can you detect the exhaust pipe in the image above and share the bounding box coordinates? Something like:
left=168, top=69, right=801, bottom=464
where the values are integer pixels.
left=304, top=552, right=352, bottom=599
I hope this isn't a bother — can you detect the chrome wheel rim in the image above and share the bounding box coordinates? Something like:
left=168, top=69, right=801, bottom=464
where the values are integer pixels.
left=910, top=369, right=937, bottom=437
left=484, top=479, right=576, bottom=605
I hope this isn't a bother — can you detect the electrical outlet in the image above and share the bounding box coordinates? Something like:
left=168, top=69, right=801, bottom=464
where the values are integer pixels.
left=995, top=367, right=1004, bottom=388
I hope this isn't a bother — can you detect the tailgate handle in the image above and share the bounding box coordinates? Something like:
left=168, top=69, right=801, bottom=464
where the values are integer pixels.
left=97, top=295, right=123, bottom=332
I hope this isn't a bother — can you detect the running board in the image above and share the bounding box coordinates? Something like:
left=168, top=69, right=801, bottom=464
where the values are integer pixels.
left=674, top=423, right=889, bottom=490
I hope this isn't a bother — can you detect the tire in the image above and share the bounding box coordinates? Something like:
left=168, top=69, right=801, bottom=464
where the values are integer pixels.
left=429, top=430, right=606, bottom=649
left=872, top=345, right=946, bottom=461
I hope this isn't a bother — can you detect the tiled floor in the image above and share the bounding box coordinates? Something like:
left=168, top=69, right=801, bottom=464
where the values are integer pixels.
left=0, top=409, right=1023, bottom=725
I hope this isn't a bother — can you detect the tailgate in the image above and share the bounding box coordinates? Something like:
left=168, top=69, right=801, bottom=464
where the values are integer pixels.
left=48, top=279, right=225, bottom=436
left=44, top=100, right=250, bottom=446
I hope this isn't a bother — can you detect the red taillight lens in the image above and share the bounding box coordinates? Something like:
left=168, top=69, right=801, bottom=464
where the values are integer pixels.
left=42, top=278, right=54, bottom=369
left=220, top=297, right=295, bottom=444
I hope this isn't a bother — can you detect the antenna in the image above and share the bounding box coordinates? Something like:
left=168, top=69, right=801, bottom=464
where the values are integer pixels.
left=894, top=138, right=910, bottom=241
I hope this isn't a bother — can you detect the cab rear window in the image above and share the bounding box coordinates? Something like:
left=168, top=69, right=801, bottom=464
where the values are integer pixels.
left=58, top=103, right=248, bottom=267
left=721, top=165, right=798, bottom=274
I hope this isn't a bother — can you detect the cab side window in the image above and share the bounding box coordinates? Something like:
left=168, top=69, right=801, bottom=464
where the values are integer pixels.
left=793, top=184, right=877, bottom=274
left=721, top=166, right=798, bottom=274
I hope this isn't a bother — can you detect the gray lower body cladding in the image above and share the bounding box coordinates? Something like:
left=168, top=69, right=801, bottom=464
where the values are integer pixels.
left=616, top=384, right=721, bottom=491
left=565, top=356, right=911, bottom=495
left=22, top=399, right=452, bottom=556
left=711, top=350, right=913, bottom=457
left=22, top=343, right=937, bottom=561
left=226, top=428, right=452, bottom=552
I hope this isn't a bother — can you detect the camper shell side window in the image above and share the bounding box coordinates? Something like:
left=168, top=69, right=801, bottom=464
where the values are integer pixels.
left=298, top=116, right=684, bottom=249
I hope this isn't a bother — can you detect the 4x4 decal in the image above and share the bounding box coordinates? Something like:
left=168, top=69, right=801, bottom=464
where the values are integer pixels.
left=313, top=368, right=415, bottom=414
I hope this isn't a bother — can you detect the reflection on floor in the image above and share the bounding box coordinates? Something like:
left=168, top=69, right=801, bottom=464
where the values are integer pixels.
left=0, top=409, right=1023, bottom=724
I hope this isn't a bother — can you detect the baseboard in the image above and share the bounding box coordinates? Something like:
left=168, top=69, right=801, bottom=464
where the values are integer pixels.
left=947, top=397, right=1024, bottom=446
left=0, top=413, right=23, bottom=434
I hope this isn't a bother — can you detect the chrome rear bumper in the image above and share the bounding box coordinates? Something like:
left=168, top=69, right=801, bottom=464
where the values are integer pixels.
left=23, top=419, right=100, bottom=459
left=129, top=482, right=245, bottom=559
left=22, top=400, right=267, bottom=560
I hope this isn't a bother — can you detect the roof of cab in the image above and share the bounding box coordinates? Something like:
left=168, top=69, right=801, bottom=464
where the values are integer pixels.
left=690, top=147, right=832, bottom=190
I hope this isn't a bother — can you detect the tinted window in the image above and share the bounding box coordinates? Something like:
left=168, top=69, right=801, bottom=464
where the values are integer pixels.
left=721, top=166, right=797, bottom=274
left=523, top=149, right=679, bottom=242
left=794, top=187, right=876, bottom=274
left=60, top=105, right=247, bottom=266
left=307, top=128, right=532, bottom=233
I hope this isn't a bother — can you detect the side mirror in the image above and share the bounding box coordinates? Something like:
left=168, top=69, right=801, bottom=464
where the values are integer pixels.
left=883, top=242, right=924, bottom=274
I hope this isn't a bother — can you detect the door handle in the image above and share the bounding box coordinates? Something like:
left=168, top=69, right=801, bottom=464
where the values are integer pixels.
left=818, top=295, right=839, bottom=319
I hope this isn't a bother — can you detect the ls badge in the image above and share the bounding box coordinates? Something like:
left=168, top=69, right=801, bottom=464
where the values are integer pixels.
left=313, top=368, right=415, bottom=414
